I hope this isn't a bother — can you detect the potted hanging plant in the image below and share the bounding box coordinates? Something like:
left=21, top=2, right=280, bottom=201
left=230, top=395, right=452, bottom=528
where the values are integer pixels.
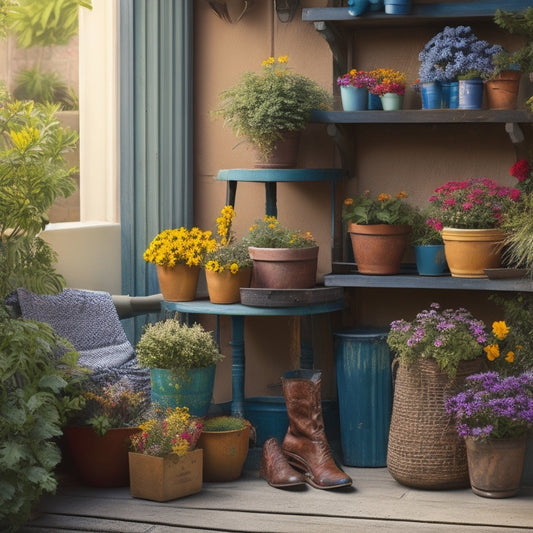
left=135, top=317, right=224, bottom=416
left=386, top=302, right=488, bottom=489
left=243, top=215, right=318, bottom=289
left=63, top=377, right=150, bottom=488
left=367, top=68, right=406, bottom=111
left=196, top=415, right=252, bottom=482
left=202, top=205, right=253, bottom=304
left=143, top=226, right=216, bottom=302
left=418, top=25, right=502, bottom=109
left=336, top=69, right=375, bottom=111
left=445, top=371, right=533, bottom=498
left=342, top=190, right=415, bottom=274
left=409, top=207, right=447, bottom=276
left=212, top=55, right=332, bottom=167
left=129, top=406, right=204, bottom=501
left=427, top=177, right=520, bottom=278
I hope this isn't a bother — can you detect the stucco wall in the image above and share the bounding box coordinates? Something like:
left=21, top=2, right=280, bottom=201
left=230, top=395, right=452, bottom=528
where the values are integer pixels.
left=193, top=1, right=531, bottom=403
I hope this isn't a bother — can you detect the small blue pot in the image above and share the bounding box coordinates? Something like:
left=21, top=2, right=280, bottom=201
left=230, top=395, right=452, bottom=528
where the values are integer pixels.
left=441, top=81, right=459, bottom=109
left=414, top=245, right=447, bottom=276
left=340, top=85, right=368, bottom=111
left=421, top=81, right=442, bottom=109
left=384, top=0, right=411, bottom=15
left=458, top=78, right=483, bottom=110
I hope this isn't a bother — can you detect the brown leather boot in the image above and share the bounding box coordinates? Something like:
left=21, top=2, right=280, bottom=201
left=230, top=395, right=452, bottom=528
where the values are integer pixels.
left=259, top=437, right=307, bottom=488
left=281, top=369, right=353, bottom=490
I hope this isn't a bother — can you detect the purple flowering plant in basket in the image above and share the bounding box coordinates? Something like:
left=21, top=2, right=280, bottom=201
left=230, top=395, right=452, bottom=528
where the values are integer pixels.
left=445, top=371, right=533, bottom=441
left=418, top=25, right=503, bottom=82
left=387, top=303, right=488, bottom=378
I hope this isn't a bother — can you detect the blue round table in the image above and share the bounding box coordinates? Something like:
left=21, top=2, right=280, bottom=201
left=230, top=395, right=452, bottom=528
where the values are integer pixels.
left=162, top=298, right=345, bottom=416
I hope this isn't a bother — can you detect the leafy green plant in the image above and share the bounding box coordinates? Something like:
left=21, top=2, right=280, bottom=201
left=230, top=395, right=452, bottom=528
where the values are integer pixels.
left=494, top=7, right=533, bottom=74
left=410, top=207, right=443, bottom=246
left=8, top=0, right=93, bottom=48
left=135, top=317, right=224, bottom=376
left=0, top=100, right=78, bottom=299
left=244, top=215, right=317, bottom=249
left=13, top=67, right=78, bottom=109
left=212, top=55, right=332, bottom=161
left=0, top=302, right=85, bottom=532
left=201, top=416, right=249, bottom=432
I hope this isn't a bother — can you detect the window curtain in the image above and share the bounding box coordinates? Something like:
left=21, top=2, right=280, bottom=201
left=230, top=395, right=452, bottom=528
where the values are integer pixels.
left=119, top=0, right=193, bottom=340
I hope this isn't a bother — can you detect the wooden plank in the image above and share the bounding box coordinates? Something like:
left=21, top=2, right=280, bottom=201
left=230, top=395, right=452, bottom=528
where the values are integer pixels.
left=240, top=287, right=345, bottom=307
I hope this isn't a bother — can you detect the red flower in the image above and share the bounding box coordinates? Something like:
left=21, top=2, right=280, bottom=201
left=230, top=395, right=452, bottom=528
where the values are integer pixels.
left=510, top=159, right=530, bottom=182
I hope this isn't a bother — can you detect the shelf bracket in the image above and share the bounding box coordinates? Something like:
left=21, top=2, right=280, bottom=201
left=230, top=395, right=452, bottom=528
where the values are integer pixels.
left=313, top=21, right=347, bottom=81
left=505, top=122, right=532, bottom=160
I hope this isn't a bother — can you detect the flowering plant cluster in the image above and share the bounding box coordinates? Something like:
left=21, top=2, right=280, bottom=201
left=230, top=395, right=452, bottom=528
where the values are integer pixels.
left=78, top=378, right=149, bottom=437
left=483, top=320, right=523, bottom=376
left=212, top=55, right=331, bottom=161
left=203, top=205, right=252, bottom=274
left=445, top=371, right=533, bottom=440
left=342, top=190, right=414, bottom=226
left=130, top=406, right=203, bottom=457
left=410, top=206, right=443, bottom=246
left=337, top=69, right=375, bottom=88
left=244, top=215, right=317, bottom=249
left=509, top=158, right=533, bottom=195
left=418, top=25, right=502, bottom=82
left=143, top=227, right=216, bottom=267
left=427, top=178, right=520, bottom=230
left=368, top=68, right=406, bottom=96
left=387, top=303, right=487, bottom=378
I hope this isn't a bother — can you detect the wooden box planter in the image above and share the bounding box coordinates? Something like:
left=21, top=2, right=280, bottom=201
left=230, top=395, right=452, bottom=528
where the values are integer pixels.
left=129, top=448, right=203, bottom=502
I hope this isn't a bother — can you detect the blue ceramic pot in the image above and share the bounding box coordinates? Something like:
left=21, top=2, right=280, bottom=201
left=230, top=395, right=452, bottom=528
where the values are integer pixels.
left=441, top=81, right=459, bottom=109
left=347, top=0, right=369, bottom=16
left=368, top=93, right=383, bottom=110
left=458, top=78, right=483, bottom=110
left=384, top=0, right=411, bottom=15
left=340, top=85, right=368, bottom=111
left=420, top=81, right=442, bottom=109
left=414, top=245, right=447, bottom=276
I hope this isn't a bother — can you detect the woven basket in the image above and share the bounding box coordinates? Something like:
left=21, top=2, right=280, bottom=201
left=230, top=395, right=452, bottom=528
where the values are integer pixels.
left=387, top=357, right=485, bottom=490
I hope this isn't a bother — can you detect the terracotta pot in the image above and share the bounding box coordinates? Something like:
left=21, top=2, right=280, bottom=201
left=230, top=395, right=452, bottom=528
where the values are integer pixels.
left=485, top=71, right=521, bottom=110
left=248, top=246, right=318, bottom=289
left=254, top=130, right=301, bottom=169
left=465, top=435, right=527, bottom=498
left=129, top=449, right=203, bottom=502
left=63, top=426, right=141, bottom=487
left=156, top=264, right=200, bottom=301
left=348, top=223, right=410, bottom=275
left=205, top=267, right=252, bottom=304
left=197, top=424, right=251, bottom=482
left=441, top=228, right=505, bottom=278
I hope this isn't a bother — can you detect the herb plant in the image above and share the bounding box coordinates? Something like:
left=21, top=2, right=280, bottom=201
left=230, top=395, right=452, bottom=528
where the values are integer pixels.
left=244, top=215, right=317, bottom=249
left=342, top=190, right=414, bottom=225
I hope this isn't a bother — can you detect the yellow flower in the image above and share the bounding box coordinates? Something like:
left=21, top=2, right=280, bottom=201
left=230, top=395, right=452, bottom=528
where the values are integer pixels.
left=230, top=263, right=239, bottom=274
left=344, top=198, right=353, bottom=205
left=277, top=55, right=289, bottom=64
left=484, top=344, right=500, bottom=362
left=492, top=321, right=509, bottom=341
left=505, top=351, right=515, bottom=363
left=378, top=193, right=391, bottom=202
left=262, top=56, right=275, bottom=66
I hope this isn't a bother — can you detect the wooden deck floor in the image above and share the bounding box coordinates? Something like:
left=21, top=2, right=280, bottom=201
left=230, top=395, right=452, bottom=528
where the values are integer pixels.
left=21, top=448, right=533, bottom=533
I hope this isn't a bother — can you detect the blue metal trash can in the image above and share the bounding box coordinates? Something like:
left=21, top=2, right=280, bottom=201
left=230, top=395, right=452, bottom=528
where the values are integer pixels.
left=334, top=327, right=392, bottom=467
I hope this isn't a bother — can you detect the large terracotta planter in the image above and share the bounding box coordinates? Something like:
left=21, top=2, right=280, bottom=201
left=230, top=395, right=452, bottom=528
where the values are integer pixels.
left=150, top=365, right=216, bottom=416
left=156, top=264, right=200, bottom=301
left=63, top=426, right=141, bottom=487
left=441, top=227, right=505, bottom=278
left=465, top=435, right=527, bottom=499
left=485, top=70, right=521, bottom=110
left=197, top=423, right=251, bottom=482
left=254, top=130, right=301, bottom=169
left=387, top=358, right=485, bottom=490
left=205, top=267, right=252, bottom=304
left=129, top=448, right=203, bottom=502
left=348, top=223, right=410, bottom=275
left=248, top=246, right=318, bottom=289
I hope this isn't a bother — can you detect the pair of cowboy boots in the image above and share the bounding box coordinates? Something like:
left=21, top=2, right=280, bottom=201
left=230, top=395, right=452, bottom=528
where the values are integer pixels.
left=259, top=369, right=352, bottom=490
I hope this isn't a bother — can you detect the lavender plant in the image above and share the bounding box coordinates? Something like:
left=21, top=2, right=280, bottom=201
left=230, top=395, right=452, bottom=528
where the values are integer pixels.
left=418, top=26, right=502, bottom=82
left=445, top=371, right=533, bottom=440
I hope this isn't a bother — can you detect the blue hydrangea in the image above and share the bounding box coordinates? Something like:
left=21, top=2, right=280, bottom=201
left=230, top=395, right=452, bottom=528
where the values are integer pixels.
left=419, top=26, right=503, bottom=82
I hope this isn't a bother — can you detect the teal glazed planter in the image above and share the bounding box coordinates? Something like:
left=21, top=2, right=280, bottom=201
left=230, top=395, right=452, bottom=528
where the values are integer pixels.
left=420, top=81, right=442, bottom=109
left=458, top=78, right=483, bottom=110
left=414, top=245, right=447, bottom=276
left=441, top=81, right=459, bottom=109
left=384, top=0, right=411, bottom=15
left=380, top=93, right=403, bottom=111
left=368, top=92, right=383, bottom=110
left=150, top=365, right=216, bottom=416
left=340, top=85, right=368, bottom=111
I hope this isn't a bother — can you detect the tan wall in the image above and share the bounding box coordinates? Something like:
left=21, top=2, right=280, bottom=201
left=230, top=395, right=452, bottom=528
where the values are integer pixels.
left=193, top=1, right=531, bottom=403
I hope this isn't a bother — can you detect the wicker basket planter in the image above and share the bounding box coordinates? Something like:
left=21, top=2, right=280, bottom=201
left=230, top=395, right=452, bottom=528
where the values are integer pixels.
left=387, top=358, right=485, bottom=489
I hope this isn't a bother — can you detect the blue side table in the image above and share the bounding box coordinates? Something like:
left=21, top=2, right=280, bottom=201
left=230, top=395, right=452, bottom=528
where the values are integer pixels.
left=162, top=298, right=344, bottom=417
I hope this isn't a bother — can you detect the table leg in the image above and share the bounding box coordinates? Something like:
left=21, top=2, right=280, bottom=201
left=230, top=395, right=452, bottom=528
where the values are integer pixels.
left=230, top=315, right=245, bottom=417
left=300, top=316, right=314, bottom=369
left=265, top=182, right=277, bottom=217
left=226, top=181, right=237, bottom=207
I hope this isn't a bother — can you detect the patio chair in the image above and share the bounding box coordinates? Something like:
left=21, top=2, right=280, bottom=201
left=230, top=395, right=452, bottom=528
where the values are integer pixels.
left=7, top=288, right=163, bottom=397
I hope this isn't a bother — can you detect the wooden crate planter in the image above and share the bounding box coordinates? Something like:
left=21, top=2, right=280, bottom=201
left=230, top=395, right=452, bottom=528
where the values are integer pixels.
left=129, top=448, right=203, bottom=502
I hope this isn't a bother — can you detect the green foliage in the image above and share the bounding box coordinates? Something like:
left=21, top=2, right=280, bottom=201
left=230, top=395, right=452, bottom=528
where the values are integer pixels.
left=201, top=416, right=249, bottom=432
left=494, top=7, right=533, bottom=73
left=244, top=215, right=317, bottom=249
left=0, top=302, right=85, bottom=531
left=14, top=68, right=78, bottom=109
left=0, top=100, right=78, bottom=299
left=212, top=55, right=332, bottom=160
left=135, top=317, right=224, bottom=374
left=410, top=207, right=443, bottom=246
left=8, top=0, right=93, bottom=48
left=502, top=191, right=533, bottom=270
